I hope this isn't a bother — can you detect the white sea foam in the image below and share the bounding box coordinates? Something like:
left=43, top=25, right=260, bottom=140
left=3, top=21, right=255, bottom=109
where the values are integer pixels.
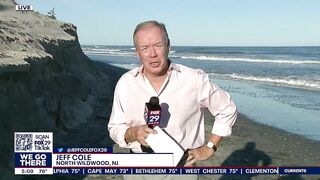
left=109, top=63, right=138, bottom=70
left=228, top=74, right=320, bottom=90
left=179, top=55, right=320, bottom=64
left=168, top=54, right=181, bottom=58
left=83, top=50, right=135, bottom=57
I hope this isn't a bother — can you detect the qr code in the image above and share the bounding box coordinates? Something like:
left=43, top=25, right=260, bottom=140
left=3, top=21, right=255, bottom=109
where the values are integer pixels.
left=15, top=133, right=33, bottom=151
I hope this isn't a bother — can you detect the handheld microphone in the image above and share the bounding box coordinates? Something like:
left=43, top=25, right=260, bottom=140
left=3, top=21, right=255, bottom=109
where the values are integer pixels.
left=141, top=96, right=161, bottom=153
left=144, top=96, right=162, bottom=128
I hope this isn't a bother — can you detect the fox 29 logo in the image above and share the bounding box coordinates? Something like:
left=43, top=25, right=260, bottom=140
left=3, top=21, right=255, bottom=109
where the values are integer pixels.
left=147, top=110, right=161, bottom=125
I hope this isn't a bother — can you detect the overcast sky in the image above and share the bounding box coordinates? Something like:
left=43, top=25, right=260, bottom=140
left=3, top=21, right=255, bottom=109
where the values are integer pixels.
left=16, top=0, right=320, bottom=46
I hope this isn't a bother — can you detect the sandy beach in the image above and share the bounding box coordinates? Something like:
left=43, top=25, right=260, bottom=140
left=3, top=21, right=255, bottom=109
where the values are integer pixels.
left=202, top=111, right=320, bottom=167
left=85, top=109, right=320, bottom=180
left=197, top=111, right=320, bottom=179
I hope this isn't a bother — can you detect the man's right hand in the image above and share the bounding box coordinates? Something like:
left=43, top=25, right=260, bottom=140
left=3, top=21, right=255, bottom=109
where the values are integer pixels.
left=124, top=125, right=157, bottom=146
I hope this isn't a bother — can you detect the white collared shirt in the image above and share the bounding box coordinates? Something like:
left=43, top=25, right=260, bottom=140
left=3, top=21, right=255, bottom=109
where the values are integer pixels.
left=108, top=63, right=237, bottom=152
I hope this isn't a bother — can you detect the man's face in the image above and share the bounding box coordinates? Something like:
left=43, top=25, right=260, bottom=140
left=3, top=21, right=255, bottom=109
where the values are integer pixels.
left=135, top=25, right=170, bottom=77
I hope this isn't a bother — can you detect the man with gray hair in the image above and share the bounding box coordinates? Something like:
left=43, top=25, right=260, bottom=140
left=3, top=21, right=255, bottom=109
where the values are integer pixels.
left=108, top=20, right=237, bottom=179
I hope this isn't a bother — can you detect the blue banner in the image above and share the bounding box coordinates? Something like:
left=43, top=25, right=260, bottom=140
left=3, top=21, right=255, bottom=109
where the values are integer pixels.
left=15, top=153, right=52, bottom=167
left=279, top=167, right=320, bottom=174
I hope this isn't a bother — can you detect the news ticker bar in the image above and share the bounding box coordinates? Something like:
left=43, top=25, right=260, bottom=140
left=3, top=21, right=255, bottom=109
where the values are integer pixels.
left=15, top=167, right=320, bottom=175
left=13, top=132, right=320, bottom=176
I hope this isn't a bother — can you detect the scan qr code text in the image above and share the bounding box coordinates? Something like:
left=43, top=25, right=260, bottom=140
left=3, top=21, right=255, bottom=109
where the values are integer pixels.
left=34, top=134, right=52, bottom=150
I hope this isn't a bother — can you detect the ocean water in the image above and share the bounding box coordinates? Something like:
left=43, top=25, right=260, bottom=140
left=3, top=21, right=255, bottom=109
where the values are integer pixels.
left=82, top=45, right=320, bottom=141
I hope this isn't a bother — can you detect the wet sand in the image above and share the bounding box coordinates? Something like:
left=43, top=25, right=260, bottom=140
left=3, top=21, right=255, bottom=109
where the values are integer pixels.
left=86, top=110, right=320, bottom=180
left=196, top=110, right=320, bottom=179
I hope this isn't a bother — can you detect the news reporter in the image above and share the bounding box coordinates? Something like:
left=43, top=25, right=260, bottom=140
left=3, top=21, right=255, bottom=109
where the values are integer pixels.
left=108, top=20, right=237, bottom=166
